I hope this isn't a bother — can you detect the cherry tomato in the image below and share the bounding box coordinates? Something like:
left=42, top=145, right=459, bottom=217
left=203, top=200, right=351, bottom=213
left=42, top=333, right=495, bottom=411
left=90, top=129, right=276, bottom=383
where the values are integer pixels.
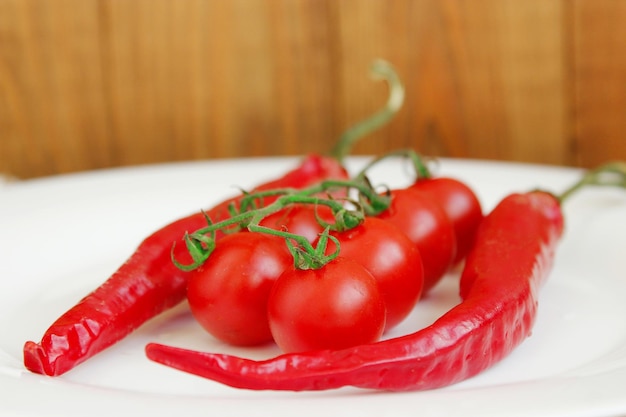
left=377, top=188, right=456, bottom=293
left=268, top=257, right=386, bottom=353
left=327, top=217, right=424, bottom=330
left=260, top=204, right=336, bottom=243
left=186, top=232, right=292, bottom=346
left=411, top=177, right=483, bottom=264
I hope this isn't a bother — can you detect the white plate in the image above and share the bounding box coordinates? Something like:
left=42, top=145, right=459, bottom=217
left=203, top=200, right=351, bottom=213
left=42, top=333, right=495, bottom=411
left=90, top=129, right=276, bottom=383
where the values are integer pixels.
left=1, top=157, right=626, bottom=417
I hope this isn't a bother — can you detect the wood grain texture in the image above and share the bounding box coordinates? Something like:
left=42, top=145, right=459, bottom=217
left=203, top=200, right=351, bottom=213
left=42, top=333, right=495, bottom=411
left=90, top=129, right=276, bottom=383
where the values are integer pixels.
left=1, top=0, right=624, bottom=179
left=571, top=0, right=626, bottom=168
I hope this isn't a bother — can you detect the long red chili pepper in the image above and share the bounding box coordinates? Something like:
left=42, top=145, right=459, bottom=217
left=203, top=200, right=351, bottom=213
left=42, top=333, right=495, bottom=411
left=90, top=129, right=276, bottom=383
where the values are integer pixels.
left=22, top=155, right=347, bottom=377
left=23, top=60, right=405, bottom=377
left=145, top=163, right=625, bottom=391
left=145, top=190, right=563, bottom=391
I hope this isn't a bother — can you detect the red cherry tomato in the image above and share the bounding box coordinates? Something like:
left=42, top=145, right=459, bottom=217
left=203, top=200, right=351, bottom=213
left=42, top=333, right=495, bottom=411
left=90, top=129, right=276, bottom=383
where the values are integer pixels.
left=260, top=204, right=336, bottom=243
left=186, top=232, right=292, bottom=346
left=411, top=177, right=483, bottom=264
left=268, top=257, right=386, bottom=353
left=377, top=188, right=456, bottom=293
left=327, top=217, right=424, bottom=330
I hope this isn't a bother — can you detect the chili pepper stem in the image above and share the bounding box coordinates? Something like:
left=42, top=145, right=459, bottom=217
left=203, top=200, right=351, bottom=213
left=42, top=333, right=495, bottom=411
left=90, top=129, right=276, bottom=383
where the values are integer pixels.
left=558, top=161, right=626, bottom=203
left=329, top=60, right=405, bottom=162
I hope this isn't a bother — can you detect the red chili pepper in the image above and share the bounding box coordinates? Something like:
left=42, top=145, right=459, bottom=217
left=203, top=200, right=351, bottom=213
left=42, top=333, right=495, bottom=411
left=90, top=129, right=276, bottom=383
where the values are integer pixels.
left=144, top=190, right=564, bottom=391
left=23, top=154, right=348, bottom=376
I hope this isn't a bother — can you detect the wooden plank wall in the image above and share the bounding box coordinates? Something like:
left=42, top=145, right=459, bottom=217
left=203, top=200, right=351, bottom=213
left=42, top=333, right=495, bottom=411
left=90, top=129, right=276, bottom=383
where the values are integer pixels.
left=1, top=0, right=625, bottom=179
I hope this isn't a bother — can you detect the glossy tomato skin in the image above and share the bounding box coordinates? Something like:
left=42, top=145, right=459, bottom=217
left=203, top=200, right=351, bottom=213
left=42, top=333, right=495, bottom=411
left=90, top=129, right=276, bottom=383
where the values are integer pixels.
left=259, top=204, right=336, bottom=243
left=327, top=217, right=424, bottom=331
left=411, top=177, right=483, bottom=264
left=186, top=232, right=292, bottom=346
left=268, top=257, right=386, bottom=353
left=377, top=188, right=457, bottom=293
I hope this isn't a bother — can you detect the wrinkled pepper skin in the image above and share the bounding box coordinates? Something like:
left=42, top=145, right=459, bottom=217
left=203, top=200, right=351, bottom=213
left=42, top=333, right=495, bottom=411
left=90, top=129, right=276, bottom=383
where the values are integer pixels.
left=24, top=155, right=348, bottom=376
left=145, top=191, right=564, bottom=391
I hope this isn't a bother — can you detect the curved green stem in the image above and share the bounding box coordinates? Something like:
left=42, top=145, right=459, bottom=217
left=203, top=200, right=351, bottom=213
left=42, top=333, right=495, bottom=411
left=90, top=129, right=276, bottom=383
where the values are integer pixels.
left=330, top=60, right=405, bottom=162
left=558, top=161, right=626, bottom=203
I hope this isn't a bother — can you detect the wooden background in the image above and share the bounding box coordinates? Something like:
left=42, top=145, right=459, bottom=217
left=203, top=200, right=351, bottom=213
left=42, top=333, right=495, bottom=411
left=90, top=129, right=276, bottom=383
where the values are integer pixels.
left=1, top=0, right=626, bottom=180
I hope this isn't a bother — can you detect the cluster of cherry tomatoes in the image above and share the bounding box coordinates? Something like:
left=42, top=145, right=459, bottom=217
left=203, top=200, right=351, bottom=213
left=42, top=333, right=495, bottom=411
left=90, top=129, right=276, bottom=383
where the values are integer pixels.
left=184, top=168, right=483, bottom=354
